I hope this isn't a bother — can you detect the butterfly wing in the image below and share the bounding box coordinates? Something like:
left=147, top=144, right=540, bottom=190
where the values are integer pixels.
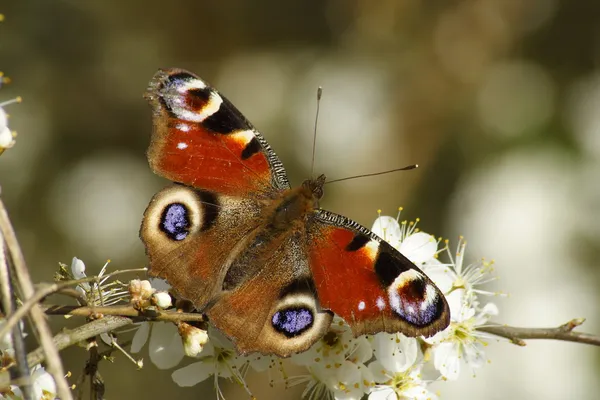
left=141, top=185, right=266, bottom=308
left=142, top=68, right=448, bottom=357
left=206, top=231, right=333, bottom=357
left=145, top=68, right=290, bottom=197
left=142, top=70, right=331, bottom=356
left=142, top=69, right=290, bottom=308
left=307, top=210, right=450, bottom=338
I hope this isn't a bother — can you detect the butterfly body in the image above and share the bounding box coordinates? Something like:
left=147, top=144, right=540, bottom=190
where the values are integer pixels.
left=141, top=69, right=450, bottom=356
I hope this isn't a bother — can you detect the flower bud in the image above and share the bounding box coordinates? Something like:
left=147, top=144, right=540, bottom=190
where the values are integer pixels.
left=178, top=322, right=209, bottom=357
left=152, top=291, right=173, bottom=309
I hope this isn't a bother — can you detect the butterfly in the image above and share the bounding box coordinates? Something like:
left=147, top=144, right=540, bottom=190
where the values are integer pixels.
left=140, top=68, right=450, bottom=357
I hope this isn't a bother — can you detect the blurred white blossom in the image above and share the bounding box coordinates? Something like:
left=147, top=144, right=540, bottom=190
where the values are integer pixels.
left=0, top=97, right=21, bottom=153
left=0, top=319, right=57, bottom=400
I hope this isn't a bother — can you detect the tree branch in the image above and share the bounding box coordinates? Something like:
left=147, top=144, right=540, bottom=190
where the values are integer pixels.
left=42, top=304, right=206, bottom=322
left=26, top=316, right=134, bottom=368
left=0, top=197, right=73, bottom=400
left=478, top=318, right=600, bottom=347
left=0, top=267, right=147, bottom=341
left=24, top=307, right=205, bottom=368
left=0, top=238, right=33, bottom=400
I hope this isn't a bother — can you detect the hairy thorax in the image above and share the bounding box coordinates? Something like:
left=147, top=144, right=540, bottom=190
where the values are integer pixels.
left=221, top=176, right=324, bottom=291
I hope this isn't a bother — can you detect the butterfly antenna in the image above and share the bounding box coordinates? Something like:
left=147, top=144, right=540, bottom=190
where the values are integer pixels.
left=310, top=86, right=323, bottom=178
left=325, top=164, right=418, bottom=185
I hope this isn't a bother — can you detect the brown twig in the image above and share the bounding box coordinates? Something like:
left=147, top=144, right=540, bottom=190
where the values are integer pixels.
left=26, top=316, right=133, bottom=368
left=42, top=304, right=206, bottom=322
left=478, top=318, right=600, bottom=347
left=0, top=283, right=81, bottom=340
left=0, top=235, right=13, bottom=319
left=83, top=345, right=105, bottom=400
left=0, top=238, right=34, bottom=400
left=0, top=268, right=147, bottom=341
left=24, top=306, right=206, bottom=368
left=0, top=198, right=73, bottom=400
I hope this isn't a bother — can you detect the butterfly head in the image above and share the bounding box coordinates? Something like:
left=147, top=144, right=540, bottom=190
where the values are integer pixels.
left=302, top=174, right=326, bottom=202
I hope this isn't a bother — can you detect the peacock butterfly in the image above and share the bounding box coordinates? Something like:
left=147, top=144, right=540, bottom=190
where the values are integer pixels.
left=140, top=68, right=450, bottom=357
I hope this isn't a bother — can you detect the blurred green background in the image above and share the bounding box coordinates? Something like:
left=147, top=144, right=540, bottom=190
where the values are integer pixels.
left=1, top=0, right=599, bottom=399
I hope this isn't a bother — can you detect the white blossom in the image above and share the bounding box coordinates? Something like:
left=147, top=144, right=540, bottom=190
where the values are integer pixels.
left=371, top=213, right=438, bottom=265
left=423, top=237, right=501, bottom=303
left=178, top=322, right=209, bottom=357
left=130, top=278, right=187, bottom=368
left=171, top=327, right=253, bottom=399
left=426, top=289, right=498, bottom=380
left=371, top=333, right=419, bottom=375
left=288, top=317, right=374, bottom=400
left=0, top=317, right=56, bottom=400
left=0, top=97, right=20, bottom=152
left=70, top=257, right=128, bottom=306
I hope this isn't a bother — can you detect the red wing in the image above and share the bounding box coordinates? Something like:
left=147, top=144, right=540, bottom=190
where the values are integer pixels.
left=308, top=210, right=450, bottom=338
left=145, top=69, right=290, bottom=197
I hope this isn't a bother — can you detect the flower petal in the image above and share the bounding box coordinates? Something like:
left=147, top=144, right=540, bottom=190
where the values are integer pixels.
left=421, top=259, right=455, bottom=293
left=402, top=384, right=438, bottom=400
left=445, top=289, right=469, bottom=321
left=171, top=361, right=215, bottom=387
left=148, top=322, right=185, bottom=369
left=371, top=216, right=401, bottom=245
left=0, top=107, right=7, bottom=130
left=367, top=360, right=389, bottom=384
left=149, top=277, right=171, bottom=291
left=464, top=342, right=486, bottom=370
left=0, top=126, right=14, bottom=148
left=481, top=302, right=499, bottom=317
left=368, top=386, right=395, bottom=400
left=70, top=257, right=87, bottom=279
left=399, top=232, right=437, bottom=264
left=130, top=322, right=150, bottom=353
left=372, top=333, right=418, bottom=374
left=31, top=365, right=56, bottom=399
left=433, top=342, right=461, bottom=380
left=347, top=336, right=373, bottom=364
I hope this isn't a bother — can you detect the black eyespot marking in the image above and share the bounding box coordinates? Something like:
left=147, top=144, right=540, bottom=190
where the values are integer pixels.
left=345, top=234, right=371, bottom=251
left=196, top=190, right=219, bottom=232
left=184, top=87, right=211, bottom=111
left=241, top=136, right=261, bottom=160
left=403, top=278, right=427, bottom=301
left=159, top=203, right=190, bottom=241
left=203, top=96, right=250, bottom=134
left=272, top=307, right=314, bottom=338
left=390, top=281, right=445, bottom=327
left=374, top=245, right=412, bottom=287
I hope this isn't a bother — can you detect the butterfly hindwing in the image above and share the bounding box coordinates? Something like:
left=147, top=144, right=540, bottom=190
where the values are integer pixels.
left=140, top=184, right=265, bottom=308
left=145, top=69, right=290, bottom=197
left=206, top=232, right=333, bottom=356
left=308, top=210, right=450, bottom=338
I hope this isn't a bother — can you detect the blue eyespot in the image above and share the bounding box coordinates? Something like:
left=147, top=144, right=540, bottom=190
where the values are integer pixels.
left=271, top=307, right=314, bottom=337
left=160, top=203, right=190, bottom=241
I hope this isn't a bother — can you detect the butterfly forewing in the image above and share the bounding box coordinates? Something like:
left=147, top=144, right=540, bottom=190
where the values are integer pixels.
left=145, top=69, right=290, bottom=197
left=307, top=210, right=450, bottom=338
